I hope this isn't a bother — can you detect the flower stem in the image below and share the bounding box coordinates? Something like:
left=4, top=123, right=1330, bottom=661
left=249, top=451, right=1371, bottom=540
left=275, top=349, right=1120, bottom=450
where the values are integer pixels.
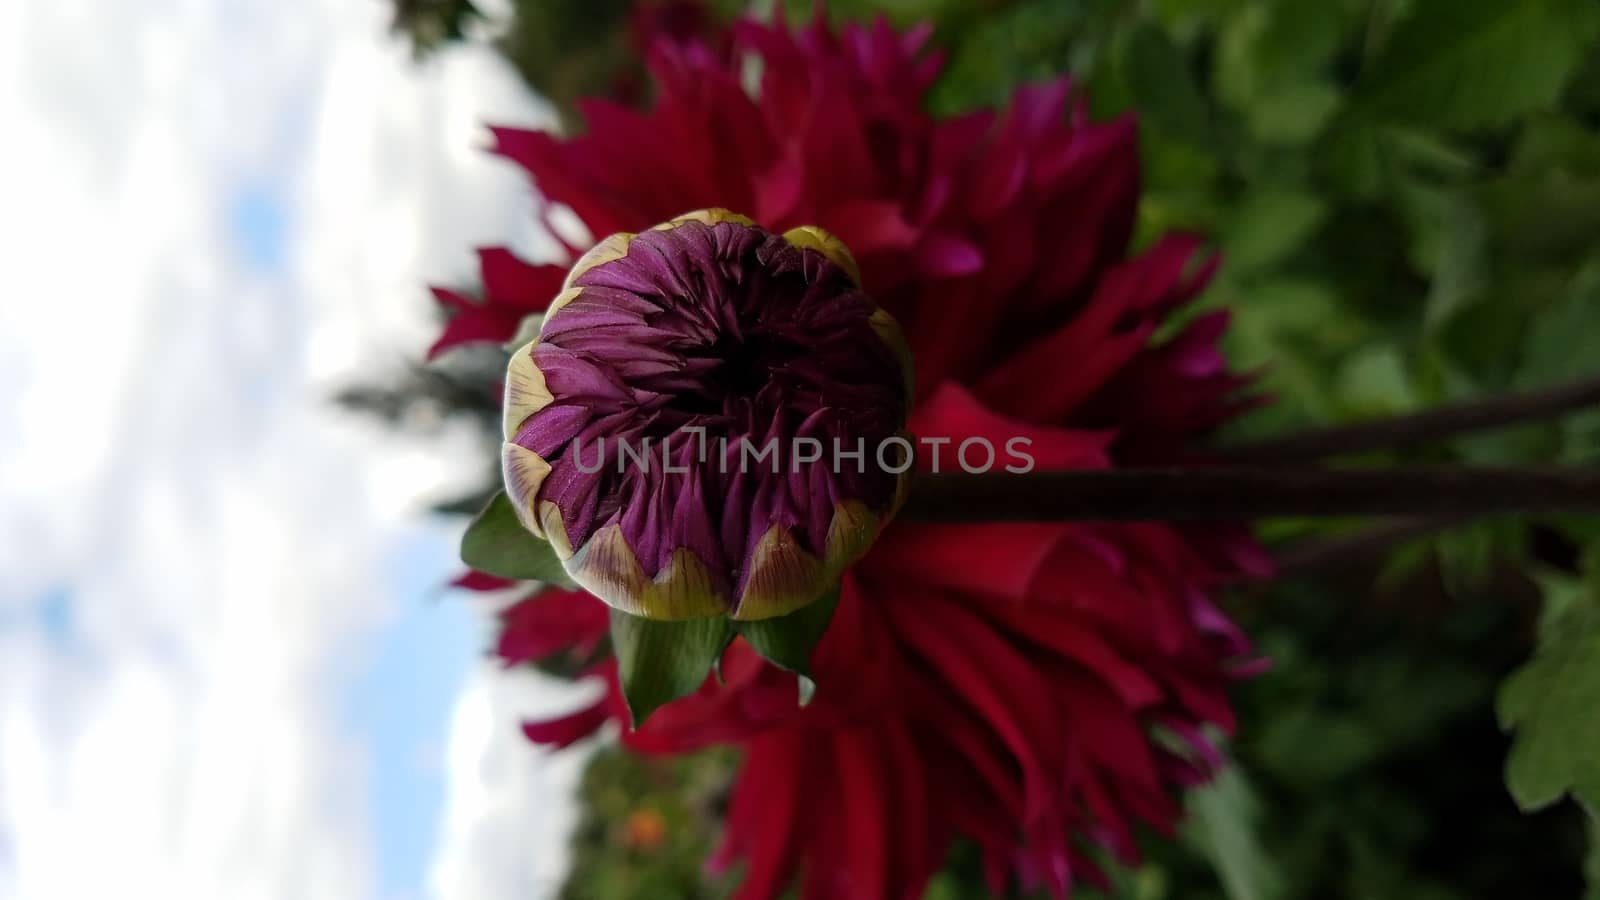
left=899, top=466, right=1600, bottom=523
left=1220, top=373, right=1600, bottom=463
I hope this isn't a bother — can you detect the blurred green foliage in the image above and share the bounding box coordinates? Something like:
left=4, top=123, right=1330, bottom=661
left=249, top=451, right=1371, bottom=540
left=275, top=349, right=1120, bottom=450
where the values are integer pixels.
left=379, top=0, right=1600, bottom=895
left=487, top=0, right=664, bottom=122
left=390, top=0, right=747, bottom=127
left=389, top=0, right=486, bottom=56
left=560, top=746, right=740, bottom=900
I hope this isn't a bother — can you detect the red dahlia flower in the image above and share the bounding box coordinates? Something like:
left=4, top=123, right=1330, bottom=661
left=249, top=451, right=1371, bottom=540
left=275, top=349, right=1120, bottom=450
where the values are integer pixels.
left=444, top=12, right=1270, bottom=899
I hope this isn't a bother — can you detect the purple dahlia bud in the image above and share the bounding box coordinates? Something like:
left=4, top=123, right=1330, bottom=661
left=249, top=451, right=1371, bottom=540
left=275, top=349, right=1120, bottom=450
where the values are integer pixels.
left=502, top=209, right=913, bottom=621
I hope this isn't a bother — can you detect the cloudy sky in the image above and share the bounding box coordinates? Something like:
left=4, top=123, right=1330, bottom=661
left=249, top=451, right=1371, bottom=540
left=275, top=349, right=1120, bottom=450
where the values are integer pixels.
left=0, top=1, right=593, bottom=897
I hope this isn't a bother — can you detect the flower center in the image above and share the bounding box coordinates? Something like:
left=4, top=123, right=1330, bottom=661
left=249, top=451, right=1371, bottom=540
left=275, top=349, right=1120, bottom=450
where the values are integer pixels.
left=708, top=333, right=799, bottom=404
left=672, top=331, right=803, bottom=418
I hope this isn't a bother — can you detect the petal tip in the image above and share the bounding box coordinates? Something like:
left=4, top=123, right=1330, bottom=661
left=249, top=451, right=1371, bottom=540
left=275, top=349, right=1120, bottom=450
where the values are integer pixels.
left=503, top=340, right=554, bottom=439
left=563, top=232, right=636, bottom=290
left=782, top=224, right=863, bottom=286
left=732, top=525, right=826, bottom=621
left=501, top=442, right=553, bottom=538
left=661, top=208, right=758, bottom=230
left=568, top=526, right=729, bottom=620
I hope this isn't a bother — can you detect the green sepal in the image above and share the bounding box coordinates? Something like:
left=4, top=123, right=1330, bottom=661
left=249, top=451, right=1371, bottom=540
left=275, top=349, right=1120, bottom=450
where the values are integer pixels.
left=611, top=609, right=731, bottom=728
left=796, top=674, right=817, bottom=707
left=460, top=491, right=574, bottom=585
left=733, top=586, right=841, bottom=705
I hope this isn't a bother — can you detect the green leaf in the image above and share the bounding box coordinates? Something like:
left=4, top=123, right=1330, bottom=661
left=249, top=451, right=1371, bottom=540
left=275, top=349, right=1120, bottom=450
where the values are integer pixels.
left=1514, top=115, right=1600, bottom=178
left=1213, top=1, right=1345, bottom=144
left=926, top=1, right=1095, bottom=116
left=733, top=586, right=842, bottom=703
left=459, top=491, right=573, bottom=584
left=1351, top=0, right=1600, bottom=130
left=1436, top=520, right=1523, bottom=596
left=1386, top=128, right=1485, bottom=181
left=1532, top=567, right=1599, bottom=642
left=610, top=610, right=732, bottom=727
left=1256, top=706, right=1386, bottom=785
left=1479, top=171, right=1600, bottom=261
left=1183, top=762, right=1284, bottom=900
left=1497, top=607, right=1600, bottom=813
left=1215, top=2, right=1343, bottom=104
left=1123, top=23, right=1213, bottom=146
left=1221, top=185, right=1326, bottom=272
left=1243, top=80, right=1342, bottom=146
left=1333, top=343, right=1419, bottom=417
left=1317, top=121, right=1385, bottom=200
left=1422, top=195, right=1490, bottom=332
left=1569, top=48, right=1600, bottom=120
left=1519, top=256, right=1600, bottom=386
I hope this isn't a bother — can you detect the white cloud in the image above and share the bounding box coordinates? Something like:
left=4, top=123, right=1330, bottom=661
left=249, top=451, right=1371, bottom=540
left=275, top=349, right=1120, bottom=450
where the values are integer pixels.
left=429, top=664, right=600, bottom=900
left=0, top=1, right=579, bottom=898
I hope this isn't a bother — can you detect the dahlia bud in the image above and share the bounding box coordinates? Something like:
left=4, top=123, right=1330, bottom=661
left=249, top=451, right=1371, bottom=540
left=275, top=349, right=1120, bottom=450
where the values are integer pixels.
left=501, top=209, right=912, bottom=622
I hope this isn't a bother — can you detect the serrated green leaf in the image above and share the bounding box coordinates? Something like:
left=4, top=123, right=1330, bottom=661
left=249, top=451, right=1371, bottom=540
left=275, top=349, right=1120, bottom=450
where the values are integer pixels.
left=733, top=586, right=842, bottom=678
left=460, top=491, right=573, bottom=584
left=610, top=610, right=731, bottom=727
left=1351, top=0, right=1600, bottom=130
left=1497, top=608, right=1600, bottom=813
left=1531, top=567, right=1598, bottom=641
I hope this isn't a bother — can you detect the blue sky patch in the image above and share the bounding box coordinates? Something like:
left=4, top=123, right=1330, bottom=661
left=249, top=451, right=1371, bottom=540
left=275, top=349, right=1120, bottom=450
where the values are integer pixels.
left=229, top=186, right=289, bottom=270
left=343, top=528, right=484, bottom=900
left=0, top=587, right=78, bottom=648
